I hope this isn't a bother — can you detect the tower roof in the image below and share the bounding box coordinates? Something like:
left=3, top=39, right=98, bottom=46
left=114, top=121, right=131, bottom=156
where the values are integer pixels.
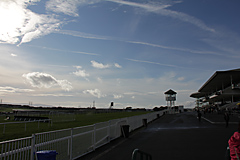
left=164, top=89, right=177, bottom=95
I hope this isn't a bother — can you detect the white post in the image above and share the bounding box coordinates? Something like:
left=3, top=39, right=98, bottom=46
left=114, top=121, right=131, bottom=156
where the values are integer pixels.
left=31, top=134, right=35, bottom=160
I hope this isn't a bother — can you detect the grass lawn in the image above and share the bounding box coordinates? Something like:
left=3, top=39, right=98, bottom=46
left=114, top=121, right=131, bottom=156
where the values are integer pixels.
left=0, top=111, right=150, bottom=142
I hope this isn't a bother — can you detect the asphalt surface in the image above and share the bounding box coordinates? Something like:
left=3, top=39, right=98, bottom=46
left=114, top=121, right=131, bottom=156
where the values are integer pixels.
left=79, top=112, right=239, bottom=160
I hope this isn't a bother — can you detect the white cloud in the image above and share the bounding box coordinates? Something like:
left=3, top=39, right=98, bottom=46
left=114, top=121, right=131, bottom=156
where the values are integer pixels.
left=91, top=60, right=111, bottom=69
left=75, top=66, right=82, bottom=69
left=73, top=69, right=89, bottom=77
left=97, top=77, right=103, bottom=83
left=22, top=72, right=72, bottom=91
left=11, top=53, right=17, bottom=57
left=0, top=86, right=33, bottom=93
left=73, top=68, right=90, bottom=81
left=114, top=63, right=122, bottom=68
left=46, top=0, right=101, bottom=17
left=0, top=0, right=61, bottom=45
left=91, top=61, right=122, bottom=69
left=83, top=89, right=106, bottom=98
left=183, top=101, right=195, bottom=108
left=46, top=0, right=80, bottom=17
left=33, top=93, right=73, bottom=97
left=178, top=77, right=185, bottom=81
left=113, top=94, right=123, bottom=99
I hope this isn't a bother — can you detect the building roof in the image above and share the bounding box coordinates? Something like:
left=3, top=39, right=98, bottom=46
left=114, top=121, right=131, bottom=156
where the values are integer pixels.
left=190, top=92, right=207, bottom=98
left=198, top=68, right=240, bottom=93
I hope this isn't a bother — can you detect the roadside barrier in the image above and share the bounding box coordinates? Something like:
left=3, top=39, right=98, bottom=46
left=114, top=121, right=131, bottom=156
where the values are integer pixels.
left=132, top=148, right=152, bottom=160
left=0, top=110, right=166, bottom=160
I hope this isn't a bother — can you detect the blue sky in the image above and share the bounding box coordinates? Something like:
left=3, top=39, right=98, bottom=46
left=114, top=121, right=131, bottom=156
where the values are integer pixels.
left=1, top=0, right=240, bottom=109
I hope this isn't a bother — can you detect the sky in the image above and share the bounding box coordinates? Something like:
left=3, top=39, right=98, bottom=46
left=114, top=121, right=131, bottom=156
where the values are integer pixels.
left=1, top=0, right=240, bottom=109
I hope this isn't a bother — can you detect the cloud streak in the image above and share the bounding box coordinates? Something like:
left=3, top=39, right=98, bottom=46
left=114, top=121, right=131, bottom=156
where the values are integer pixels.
left=22, top=72, right=72, bottom=91
left=57, top=30, right=110, bottom=40
left=0, top=0, right=214, bottom=46
left=26, top=44, right=99, bottom=56
left=127, top=41, right=222, bottom=56
left=107, top=0, right=215, bottom=32
left=32, top=93, right=73, bottom=97
left=55, top=29, right=219, bottom=56
left=0, top=86, right=33, bottom=93
left=126, top=58, right=179, bottom=68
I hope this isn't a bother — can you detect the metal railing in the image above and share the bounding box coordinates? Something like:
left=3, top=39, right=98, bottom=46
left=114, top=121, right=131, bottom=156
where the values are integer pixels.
left=0, top=110, right=166, bottom=160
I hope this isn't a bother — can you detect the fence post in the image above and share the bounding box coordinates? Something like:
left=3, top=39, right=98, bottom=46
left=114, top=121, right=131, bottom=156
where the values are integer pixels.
left=108, top=120, right=110, bottom=143
left=3, top=124, right=5, bottom=134
left=70, top=128, right=73, bottom=160
left=93, top=124, right=96, bottom=150
left=25, top=122, right=27, bottom=131
left=31, top=134, right=35, bottom=160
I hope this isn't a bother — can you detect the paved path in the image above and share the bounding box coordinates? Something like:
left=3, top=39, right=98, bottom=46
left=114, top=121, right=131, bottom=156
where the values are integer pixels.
left=80, top=112, right=239, bottom=160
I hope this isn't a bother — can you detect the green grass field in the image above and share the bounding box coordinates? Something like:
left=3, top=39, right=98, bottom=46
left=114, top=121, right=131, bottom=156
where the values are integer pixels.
left=0, top=111, right=149, bottom=142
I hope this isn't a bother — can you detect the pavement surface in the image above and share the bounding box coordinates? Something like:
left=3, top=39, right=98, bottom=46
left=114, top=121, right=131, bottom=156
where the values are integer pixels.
left=79, top=112, right=240, bottom=160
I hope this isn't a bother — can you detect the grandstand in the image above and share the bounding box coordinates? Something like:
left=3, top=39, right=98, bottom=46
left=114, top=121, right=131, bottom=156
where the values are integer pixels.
left=190, top=68, right=240, bottom=110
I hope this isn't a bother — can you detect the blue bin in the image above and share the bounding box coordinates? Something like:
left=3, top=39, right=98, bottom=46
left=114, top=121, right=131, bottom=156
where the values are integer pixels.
left=36, top=150, right=58, bottom=160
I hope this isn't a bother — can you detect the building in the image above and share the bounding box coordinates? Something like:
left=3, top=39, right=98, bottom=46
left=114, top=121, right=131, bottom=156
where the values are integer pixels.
left=190, top=68, right=240, bottom=109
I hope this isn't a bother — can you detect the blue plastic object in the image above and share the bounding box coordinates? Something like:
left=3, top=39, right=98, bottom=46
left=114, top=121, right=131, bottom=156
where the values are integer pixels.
left=36, top=150, right=58, bottom=160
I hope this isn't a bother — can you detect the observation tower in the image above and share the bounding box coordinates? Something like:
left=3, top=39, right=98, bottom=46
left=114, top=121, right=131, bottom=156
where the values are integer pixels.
left=164, top=89, right=177, bottom=108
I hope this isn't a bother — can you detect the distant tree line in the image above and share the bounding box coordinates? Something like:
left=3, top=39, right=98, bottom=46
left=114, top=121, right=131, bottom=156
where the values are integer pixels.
left=153, top=106, right=168, bottom=111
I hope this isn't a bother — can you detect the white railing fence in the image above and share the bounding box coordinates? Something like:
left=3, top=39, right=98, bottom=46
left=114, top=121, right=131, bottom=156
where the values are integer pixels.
left=0, top=110, right=166, bottom=160
left=0, top=120, right=52, bottom=134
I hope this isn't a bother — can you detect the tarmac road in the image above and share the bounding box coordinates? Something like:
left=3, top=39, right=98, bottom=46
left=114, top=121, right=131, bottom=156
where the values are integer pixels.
left=80, top=112, right=238, bottom=160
